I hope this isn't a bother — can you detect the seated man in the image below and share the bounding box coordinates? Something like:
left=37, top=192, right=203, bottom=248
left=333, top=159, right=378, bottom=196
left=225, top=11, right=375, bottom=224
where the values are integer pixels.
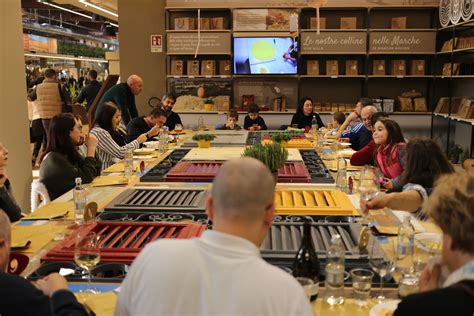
left=126, top=107, right=167, bottom=143
left=337, top=98, right=373, bottom=151
left=116, top=158, right=313, bottom=316
left=160, top=93, right=182, bottom=131
left=394, top=173, right=474, bottom=315
left=349, top=107, right=384, bottom=166
left=0, top=212, right=87, bottom=315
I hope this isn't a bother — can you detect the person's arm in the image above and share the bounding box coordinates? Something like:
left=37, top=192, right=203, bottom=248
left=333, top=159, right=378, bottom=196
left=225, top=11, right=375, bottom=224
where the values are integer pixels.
left=361, top=190, right=423, bottom=212
left=350, top=140, right=375, bottom=166
left=336, top=111, right=358, bottom=138
left=76, top=86, right=87, bottom=104
left=92, top=128, right=143, bottom=160
left=243, top=116, right=251, bottom=130
left=259, top=117, right=268, bottom=130
left=0, top=176, right=22, bottom=222
left=126, top=119, right=142, bottom=143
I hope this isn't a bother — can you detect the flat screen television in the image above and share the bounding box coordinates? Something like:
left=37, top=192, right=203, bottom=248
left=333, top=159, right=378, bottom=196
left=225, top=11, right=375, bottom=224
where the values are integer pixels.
left=233, top=37, right=298, bottom=75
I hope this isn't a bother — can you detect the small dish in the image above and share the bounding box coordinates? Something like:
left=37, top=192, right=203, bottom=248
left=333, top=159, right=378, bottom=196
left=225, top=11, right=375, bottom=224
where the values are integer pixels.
left=339, top=142, right=352, bottom=147
left=369, top=300, right=400, bottom=316
left=415, top=233, right=442, bottom=252
left=143, top=141, right=160, bottom=149
left=133, top=148, right=155, bottom=155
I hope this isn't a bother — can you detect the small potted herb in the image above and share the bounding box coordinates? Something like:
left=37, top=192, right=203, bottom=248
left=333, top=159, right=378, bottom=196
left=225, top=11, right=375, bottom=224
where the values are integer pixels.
left=271, top=133, right=292, bottom=147
left=202, top=98, right=215, bottom=111
left=192, top=133, right=217, bottom=148
left=242, top=143, right=289, bottom=183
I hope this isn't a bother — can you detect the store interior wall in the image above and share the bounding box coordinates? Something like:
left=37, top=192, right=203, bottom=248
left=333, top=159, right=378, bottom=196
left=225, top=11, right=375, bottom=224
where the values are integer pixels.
left=0, top=0, right=33, bottom=211
left=117, top=0, right=167, bottom=116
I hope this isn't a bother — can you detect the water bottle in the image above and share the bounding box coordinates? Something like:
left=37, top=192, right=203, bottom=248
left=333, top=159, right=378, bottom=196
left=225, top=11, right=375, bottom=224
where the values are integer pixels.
left=293, top=221, right=320, bottom=301
left=397, top=216, right=415, bottom=273
left=73, top=177, right=86, bottom=224
left=311, top=115, right=318, bottom=138
left=124, top=149, right=134, bottom=178
left=336, top=154, right=348, bottom=193
left=325, top=234, right=345, bottom=305
left=198, top=115, right=204, bottom=130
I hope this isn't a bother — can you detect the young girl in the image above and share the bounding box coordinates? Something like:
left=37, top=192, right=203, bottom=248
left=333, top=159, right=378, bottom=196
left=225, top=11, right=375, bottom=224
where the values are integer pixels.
left=372, top=118, right=406, bottom=189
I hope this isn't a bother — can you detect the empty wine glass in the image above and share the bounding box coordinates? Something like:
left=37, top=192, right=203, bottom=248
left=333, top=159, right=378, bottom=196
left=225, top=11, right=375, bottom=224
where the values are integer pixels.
left=358, top=166, right=381, bottom=224
left=369, top=236, right=396, bottom=302
left=74, top=231, right=101, bottom=293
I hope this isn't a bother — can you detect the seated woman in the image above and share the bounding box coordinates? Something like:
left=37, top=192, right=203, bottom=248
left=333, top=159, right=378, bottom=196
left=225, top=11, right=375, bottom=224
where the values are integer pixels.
left=0, top=142, right=21, bottom=222
left=373, top=118, right=406, bottom=189
left=90, top=102, right=149, bottom=170
left=39, top=113, right=101, bottom=200
left=394, top=173, right=474, bottom=316
left=290, top=97, right=324, bottom=130
left=361, top=139, right=454, bottom=218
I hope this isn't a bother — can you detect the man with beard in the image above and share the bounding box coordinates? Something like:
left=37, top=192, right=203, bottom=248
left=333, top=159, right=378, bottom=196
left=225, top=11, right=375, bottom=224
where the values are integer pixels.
left=160, top=93, right=182, bottom=131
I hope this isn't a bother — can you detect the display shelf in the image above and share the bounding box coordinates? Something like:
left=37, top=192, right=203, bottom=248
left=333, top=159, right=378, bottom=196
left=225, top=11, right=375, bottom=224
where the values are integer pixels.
left=300, top=75, right=366, bottom=79
left=301, top=52, right=368, bottom=55
left=167, top=75, right=232, bottom=79
left=300, top=28, right=367, bottom=32
left=438, top=19, right=474, bottom=31
left=449, top=115, right=474, bottom=125
left=437, top=48, right=474, bottom=55
left=368, top=28, right=436, bottom=31
left=165, top=29, right=231, bottom=33
left=368, top=75, right=434, bottom=78
left=368, top=52, right=436, bottom=55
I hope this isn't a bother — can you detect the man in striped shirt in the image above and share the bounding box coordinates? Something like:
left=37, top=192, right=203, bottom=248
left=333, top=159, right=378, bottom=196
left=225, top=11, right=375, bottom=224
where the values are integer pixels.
left=337, top=97, right=373, bottom=151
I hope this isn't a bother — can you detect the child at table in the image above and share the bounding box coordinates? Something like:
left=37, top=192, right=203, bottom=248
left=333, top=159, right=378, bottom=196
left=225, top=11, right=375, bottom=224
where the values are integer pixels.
left=244, top=104, right=267, bottom=131
left=215, top=110, right=241, bottom=130
left=328, top=112, right=346, bottom=129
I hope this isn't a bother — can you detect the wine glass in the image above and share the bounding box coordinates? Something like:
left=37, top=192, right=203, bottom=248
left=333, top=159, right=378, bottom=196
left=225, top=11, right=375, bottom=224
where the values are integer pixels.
left=74, top=231, right=101, bottom=293
left=369, top=236, right=396, bottom=302
left=358, top=166, right=381, bottom=224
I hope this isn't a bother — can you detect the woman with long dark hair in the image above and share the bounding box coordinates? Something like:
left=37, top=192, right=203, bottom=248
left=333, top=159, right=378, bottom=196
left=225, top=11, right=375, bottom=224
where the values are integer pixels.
left=90, top=102, right=154, bottom=170
left=372, top=118, right=406, bottom=189
left=362, top=138, right=454, bottom=217
left=39, top=113, right=101, bottom=200
left=290, top=97, right=324, bottom=130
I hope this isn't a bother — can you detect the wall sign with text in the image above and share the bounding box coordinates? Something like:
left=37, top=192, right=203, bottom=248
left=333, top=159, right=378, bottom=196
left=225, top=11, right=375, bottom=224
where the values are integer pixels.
left=167, top=33, right=231, bottom=55
left=369, top=31, right=436, bottom=53
left=300, top=31, right=366, bottom=54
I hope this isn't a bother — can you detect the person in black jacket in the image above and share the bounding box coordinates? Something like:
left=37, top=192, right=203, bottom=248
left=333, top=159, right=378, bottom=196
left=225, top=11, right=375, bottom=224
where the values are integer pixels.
left=160, top=93, right=182, bottom=131
left=77, top=70, right=101, bottom=112
left=290, top=97, right=324, bottom=130
left=0, top=212, right=87, bottom=316
left=394, top=173, right=474, bottom=316
left=126, top=107, right=167, bottom=143
left=244, top=104, right=267, bottom=131
left=0, top=143, right=21, bottom=222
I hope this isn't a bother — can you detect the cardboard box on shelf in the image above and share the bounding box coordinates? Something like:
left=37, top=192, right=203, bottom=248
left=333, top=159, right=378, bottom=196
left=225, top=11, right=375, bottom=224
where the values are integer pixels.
left=411, top=60, right=425, bottom=76
left=373, top=60, right=386, bottom=75
left=199, top=18, right=210, bottom=30
left=201, top=60, right=216, bottom=75
left=210, top=17, right=225, bottom=30
left=434, top=97, right=450, bottom=113
left=340, top=17, right=357, bottom=29
left=442, top=63, right=460, bottom=76
left=391, top=17, right=407, bottom=29
left=457, top=99, right=472, bottom=118
left=345, top=60, right=358, bottom=75
left=187, top=60, right=200, bottom=76
left=219, top=60, right=231, bottom=75
left=392, top=60, right=406, bottom=76
left=414, top=98, right=428, bottom=112
left=307, top=60, right=320, bottom=75
left=310, top=17, right=326, bottom=29
left=326, top=60, right=339, bottom=76
left=174, top=17, right=196, bottom=30
left=314, top=102, right=323, bottom=112
left=170, top=60, right=184, bottom=75
left=398, top=96, right=414, bottom=112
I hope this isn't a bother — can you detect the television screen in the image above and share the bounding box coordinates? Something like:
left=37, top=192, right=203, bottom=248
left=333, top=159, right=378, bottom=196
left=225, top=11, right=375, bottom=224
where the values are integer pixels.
left=233, top=37, right=298, bottom=75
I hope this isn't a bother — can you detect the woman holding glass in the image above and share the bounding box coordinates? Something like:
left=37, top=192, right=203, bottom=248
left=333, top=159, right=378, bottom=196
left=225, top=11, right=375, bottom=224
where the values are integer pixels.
left=290, top=97, right=324, bottom=130
left=39, top=113, right=101, bottom=200
left=372, top=119, right=406, bottom=189
left=90, top=102, right=149, bottom=170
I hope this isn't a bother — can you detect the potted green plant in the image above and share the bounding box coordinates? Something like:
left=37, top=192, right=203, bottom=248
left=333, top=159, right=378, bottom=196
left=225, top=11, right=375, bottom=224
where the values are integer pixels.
left=448, top=143, right=463, bottom=164
left=242, top=143, right=289, bottom=183
left=271, top=133, right=292, bottom=147
left=192, top=133, right=217, bottom=148
left=202, top=97, right=215, bottom=111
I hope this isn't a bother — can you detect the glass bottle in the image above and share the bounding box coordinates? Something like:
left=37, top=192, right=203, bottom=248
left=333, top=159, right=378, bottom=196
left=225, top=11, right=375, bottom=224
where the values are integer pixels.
left=325, top=234, right=345, bottom=305
left=73, top=177, right=86, bottom=224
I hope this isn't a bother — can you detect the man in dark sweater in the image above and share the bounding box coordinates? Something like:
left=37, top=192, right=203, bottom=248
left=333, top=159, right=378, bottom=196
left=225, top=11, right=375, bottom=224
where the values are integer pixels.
left=95, top=74, right=143, bottom=125
left=76, top=70, right=101, bottom=111
left=160, top=93, right=182, bottom=131
left=394, top=173, right=474, bottom=316
left=0, top=212, right=87, bottom=315
left=126, top=107, right=168, bottom=143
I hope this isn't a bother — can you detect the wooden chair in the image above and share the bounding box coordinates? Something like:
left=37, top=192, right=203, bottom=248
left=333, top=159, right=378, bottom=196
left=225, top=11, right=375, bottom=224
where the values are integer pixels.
left=87, top=75, right=119, bottom=126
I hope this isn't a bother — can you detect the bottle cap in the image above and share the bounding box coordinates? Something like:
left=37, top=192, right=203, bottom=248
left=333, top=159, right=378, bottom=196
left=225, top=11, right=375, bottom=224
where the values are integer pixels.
left=75, top=177, right=82, bottom=185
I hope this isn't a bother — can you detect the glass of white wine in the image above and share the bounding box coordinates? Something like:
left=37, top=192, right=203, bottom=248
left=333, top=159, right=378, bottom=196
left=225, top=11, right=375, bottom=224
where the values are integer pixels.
left=369, top=236, right=396, bottom=302
left=74, top=231, right=101, bottom=293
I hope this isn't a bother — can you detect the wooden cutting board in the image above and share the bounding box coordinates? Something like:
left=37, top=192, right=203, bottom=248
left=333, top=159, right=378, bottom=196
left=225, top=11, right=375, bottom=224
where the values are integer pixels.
left=182, top=148, right=303, bottom=161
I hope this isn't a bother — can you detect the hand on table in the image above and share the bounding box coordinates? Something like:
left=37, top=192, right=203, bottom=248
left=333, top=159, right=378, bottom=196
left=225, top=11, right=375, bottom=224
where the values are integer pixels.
left=148, top=124, right=161, bottom=138
left=360, top=192, right=389, bottom=211
left=36, top=273, right=70, bottom=298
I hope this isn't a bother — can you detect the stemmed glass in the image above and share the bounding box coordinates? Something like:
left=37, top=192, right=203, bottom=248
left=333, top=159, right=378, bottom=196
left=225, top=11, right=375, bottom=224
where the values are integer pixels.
left=358, top=165, right=381, bottom=225
left=369, top=236, right=396, bottom=302
left=74, top=231, right=101, bottom=293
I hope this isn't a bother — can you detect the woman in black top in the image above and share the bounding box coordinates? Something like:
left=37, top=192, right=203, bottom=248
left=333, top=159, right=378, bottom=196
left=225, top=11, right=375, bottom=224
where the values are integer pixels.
left=290, top=97, right=324, bottom=129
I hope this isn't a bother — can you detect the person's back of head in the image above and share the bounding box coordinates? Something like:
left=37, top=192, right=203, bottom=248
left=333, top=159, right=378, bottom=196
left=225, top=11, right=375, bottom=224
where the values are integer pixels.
left=0, top=211, right=11, bottom=272
left=126, top=74, right=144, bottom=95
left=96, top=101, right=119, bottom=135
left=149, top=107, right=168, bottom=118
left=88, top=70, right=98, bottom=80
left=359, top=97, right=373, bottom=107
left=44, top=68, right=56, bottom=80
left=210, top=158, right=275, bottom=243
left=46, top=113, right=79, bottom=163
left=333, top=112, right=345, bottom=126
left=248, top=104, right=260, bottom=114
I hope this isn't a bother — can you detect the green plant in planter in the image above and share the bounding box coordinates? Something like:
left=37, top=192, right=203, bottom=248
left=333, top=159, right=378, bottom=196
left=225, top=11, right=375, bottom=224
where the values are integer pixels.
left=448, top=143, right=463, bottom=163
left=242, top=143, right=289, bottom=173
left=202, top=97, right=215, bottom=105
left=192, top=134, right=217, bottom=141
left=271, top=133, right=292, bottom=143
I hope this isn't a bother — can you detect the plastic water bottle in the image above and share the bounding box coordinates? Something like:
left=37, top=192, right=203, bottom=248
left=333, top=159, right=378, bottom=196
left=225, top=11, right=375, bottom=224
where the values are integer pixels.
left=73, top=177, right=86, bottom=224
left=198, top=116, right=204, bottom=130
left=325, top=234, right=345, bottom=305
left=397, top=216, right=415, bottom=272
left=336, top=154, right=348, bottom=193
left=124, top=150, right=134, bottom=178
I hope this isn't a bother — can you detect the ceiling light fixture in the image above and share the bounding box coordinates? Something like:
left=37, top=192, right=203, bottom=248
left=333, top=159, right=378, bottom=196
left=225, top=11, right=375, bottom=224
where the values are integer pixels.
left=79, top=0, right=118, bottom=18
left=37, top=0, right=92, bottom=20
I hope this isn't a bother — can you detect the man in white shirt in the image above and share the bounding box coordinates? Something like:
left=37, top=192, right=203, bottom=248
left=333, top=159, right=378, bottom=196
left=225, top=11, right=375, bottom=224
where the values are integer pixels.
left=115, top=157, right=314, bottom=316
